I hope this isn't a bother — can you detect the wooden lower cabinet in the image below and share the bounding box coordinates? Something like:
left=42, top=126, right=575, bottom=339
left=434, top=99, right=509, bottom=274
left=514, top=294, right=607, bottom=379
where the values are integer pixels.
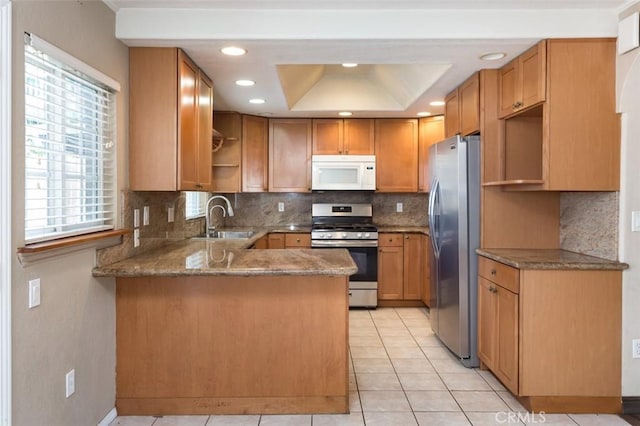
left=378, top=233, right=425, bottom=303
left=263, top=233, right=310, bottom=249
left=477, top=256, right=623, bottom=413
left=267, top=234, right=285, bottom=249
left=421, top=236, right=432, bottom=307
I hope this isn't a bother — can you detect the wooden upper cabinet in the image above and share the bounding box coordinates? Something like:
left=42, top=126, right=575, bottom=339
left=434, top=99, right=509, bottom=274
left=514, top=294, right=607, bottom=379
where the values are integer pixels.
left=375, top=119, right=418, bottom=192
left=269, top=119, right=312, bottom=192
left=312, top=119, right=374, bottom=155
left=344, top=119, right=375, bottom=154
left=418, top=115, right=444, bottom=192
left=444, top=89, right=459, bottom=138
left=444, top=73, right=480, bottom=138
left=489, top=38, right=619, bottom=191
left=129, top=47, right=213, bottom=191
left=242, top=115, right=269, bottom=192
left=498, top=41, right=546, bottom=118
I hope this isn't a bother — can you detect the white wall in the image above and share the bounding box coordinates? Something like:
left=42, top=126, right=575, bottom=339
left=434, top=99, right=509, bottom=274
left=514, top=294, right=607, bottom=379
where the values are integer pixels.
left=10, top=1, right=128, bottom=424
left=617, top=3, right=640, bottom=398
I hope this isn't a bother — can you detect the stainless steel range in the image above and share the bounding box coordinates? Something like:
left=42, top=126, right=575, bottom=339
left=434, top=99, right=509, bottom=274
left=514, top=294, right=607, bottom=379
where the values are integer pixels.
left=311, top=203, right=378, bottom=308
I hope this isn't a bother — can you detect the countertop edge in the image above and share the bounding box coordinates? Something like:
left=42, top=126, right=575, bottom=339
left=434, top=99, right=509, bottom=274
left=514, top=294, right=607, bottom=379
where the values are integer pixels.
left=476, top=248, right=629, bottom=271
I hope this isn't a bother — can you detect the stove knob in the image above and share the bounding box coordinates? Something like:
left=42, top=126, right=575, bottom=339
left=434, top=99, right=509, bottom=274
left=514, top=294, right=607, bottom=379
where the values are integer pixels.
left=357, top=233, right=362, bottom=238
left=364, top=233, right=370, bottom=238
left=342, top=232, right=347, bottom=238
left=324, top=233, right=330, bottom=238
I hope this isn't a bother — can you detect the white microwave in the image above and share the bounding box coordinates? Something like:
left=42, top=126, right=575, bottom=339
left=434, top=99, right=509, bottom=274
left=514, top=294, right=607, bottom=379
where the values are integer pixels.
left=311, top=155, right=376, bottom=190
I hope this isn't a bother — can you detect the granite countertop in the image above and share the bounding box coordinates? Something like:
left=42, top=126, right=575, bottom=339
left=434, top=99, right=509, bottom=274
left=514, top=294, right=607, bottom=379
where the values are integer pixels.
left=376, top=226, right=429, bottom=235
left=476, top=248, right=629, bottom=270
left=93, top=235, right=357, bottom=277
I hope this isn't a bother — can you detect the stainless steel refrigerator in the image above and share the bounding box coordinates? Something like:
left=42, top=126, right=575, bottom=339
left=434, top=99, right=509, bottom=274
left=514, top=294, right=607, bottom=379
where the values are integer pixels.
left=427, top=135, right=480, bottom=368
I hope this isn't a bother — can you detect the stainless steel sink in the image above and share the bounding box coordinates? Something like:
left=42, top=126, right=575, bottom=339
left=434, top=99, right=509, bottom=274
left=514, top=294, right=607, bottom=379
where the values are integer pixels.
left=193, top=230, right=255, bottom=240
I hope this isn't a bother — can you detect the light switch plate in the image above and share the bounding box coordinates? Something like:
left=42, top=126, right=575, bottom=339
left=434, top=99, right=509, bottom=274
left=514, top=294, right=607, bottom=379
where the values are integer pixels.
left=632, top=211, right=640, bottom=232
left=133, top=229, right=140, bottom=248
left=167, top=207, right=175, bottom=223
left=28, top=278, right=41, bottom=308
left=633, top=339, right=640, bottom=359
left=143, top=206, right=150, bottom=226
left=278, top=202, right=285, bottom=212
left=65, top=369, right=75, bottom=398
left=396, top=202, right=403, bottom=213
left=133, top=209, right=140, bottom=228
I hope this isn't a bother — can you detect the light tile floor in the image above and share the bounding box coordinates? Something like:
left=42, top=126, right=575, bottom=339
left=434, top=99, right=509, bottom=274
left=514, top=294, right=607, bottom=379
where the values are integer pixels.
left=110, top=307, right=631, bottom=426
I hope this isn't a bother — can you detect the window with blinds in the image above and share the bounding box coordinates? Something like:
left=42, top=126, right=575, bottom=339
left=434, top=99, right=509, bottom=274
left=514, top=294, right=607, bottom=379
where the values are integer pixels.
left=24, top=35, right=116, bottom=243
left=185, top=191, right=209, bottom=219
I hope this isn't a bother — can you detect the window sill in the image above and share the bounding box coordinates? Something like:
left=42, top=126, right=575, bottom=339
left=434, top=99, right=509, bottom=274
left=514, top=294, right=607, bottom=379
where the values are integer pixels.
left=17, top=229, right=129, bottom=266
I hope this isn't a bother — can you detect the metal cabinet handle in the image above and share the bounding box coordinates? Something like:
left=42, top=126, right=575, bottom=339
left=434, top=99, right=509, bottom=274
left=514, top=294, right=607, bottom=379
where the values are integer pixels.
left=512, top=101, right=523, bottom=109
left=489, top=286, right=497, bottom=293
left=296, top=238, right=301, bottom=242
left=490, top=269, right=496, bottom=276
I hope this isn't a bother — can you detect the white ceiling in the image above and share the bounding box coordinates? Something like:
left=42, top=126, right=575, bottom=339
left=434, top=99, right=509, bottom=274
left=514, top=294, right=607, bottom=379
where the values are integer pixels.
left=105, top=0, right=633, bottom=118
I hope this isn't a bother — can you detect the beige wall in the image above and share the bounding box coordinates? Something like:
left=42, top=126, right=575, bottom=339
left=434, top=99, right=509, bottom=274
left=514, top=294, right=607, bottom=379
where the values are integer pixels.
left=617, top=3, right=640, bottom=397
left=11, top=1, right=127, bottom=424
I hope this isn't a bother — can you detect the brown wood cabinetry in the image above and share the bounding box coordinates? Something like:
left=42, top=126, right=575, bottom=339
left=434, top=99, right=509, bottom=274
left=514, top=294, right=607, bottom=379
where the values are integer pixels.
left=477, top=255, right=623, bottom=413
left=418, top=116, right=444, bottom=192
left=211, top=112, right=242, bottom=192
left=242, top=115, right=269, bottom=192
left=130, top=48, right=213, bottom=191
left=312, top=119, right=374, bottom=155
left=444, top=73, right=480, bottom=138
left=269, top=119, right=312, bottom=192
left=285, top=233, right=311, bottom=248
left=421, top=236, right=432, bottom=307
left=488, top=39, right=619, bottom=191
left=374, top=119, right=419, bottom=192
left=378, top=233, right=425, bottom=302
left=267, top=233, right=285, bottom=249
left=252, top=235, right=269, bottom=249
left=498, top=41, right=546, bottom=119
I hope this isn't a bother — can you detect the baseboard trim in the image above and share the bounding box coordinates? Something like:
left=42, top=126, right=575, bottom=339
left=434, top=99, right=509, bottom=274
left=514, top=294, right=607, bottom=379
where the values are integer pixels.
left=623, top=397, right=640, bottom=414
left=97, top=407, right=117, bottom=426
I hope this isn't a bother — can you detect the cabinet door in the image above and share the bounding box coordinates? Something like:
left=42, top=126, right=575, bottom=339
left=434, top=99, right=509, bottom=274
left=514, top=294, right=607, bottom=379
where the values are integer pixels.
left=212, top=112, right=241, bottom=193
left=374, top=119, right=418, bottom=192
left=253, top=235, right=269, bottom=249
left=242, top=115, right=269, bottom=192
left=269, top=119, right=312, bottom=192
left=378, top=246, right=404, bottom=300
left=444, top=89, right=459, bottom=138
left=459, top=73, right=480, bottom=136
left=498, top=59, right=518, bottom=119
left=477, top=277, right=497, bottom=368
left=344, top=119, right=374, bottom=155
left=495, top=285, right=519, bottom=394
left=267, top=233, right=285, bottom=249
left=418, top=116, right=444, bottom=192
left=519, top=41, right=546, bottom=110
left=312, top=119, right=343, bottom=154
left=403, top=234, right=423, bottom=300
left=197, top=71, right=214, bottom=191
left=177, top=51, right=200, bottom=190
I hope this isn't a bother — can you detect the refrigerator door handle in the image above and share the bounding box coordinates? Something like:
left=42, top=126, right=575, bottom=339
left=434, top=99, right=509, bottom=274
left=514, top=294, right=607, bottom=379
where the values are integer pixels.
left=428, top=178, right=440, bottom=256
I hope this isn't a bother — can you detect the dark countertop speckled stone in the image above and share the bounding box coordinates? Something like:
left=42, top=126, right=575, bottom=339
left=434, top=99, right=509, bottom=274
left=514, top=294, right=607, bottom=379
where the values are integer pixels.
left=477, top=248, right=628, bottom=270
left=93, top=236, right=357, bottom=277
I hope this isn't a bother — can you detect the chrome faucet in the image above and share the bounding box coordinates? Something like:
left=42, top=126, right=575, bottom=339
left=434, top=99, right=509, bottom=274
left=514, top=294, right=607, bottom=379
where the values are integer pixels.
left=205, top=195, right=235, bottom=237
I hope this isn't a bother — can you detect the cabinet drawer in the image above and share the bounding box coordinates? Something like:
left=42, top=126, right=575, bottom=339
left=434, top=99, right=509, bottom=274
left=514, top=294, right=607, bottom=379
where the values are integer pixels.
left=478, top=257, right=519, bottom=294
left=378, top=233, right=404, bottom=247
left=285, top=233, right=311, bottom=248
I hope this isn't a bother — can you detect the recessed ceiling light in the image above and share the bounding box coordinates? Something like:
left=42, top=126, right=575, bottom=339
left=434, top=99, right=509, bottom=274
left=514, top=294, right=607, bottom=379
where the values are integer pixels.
left=249, top=98, right=265, bottom=104
left=338, top=111, right=353, bottom=116
left=479, top=52, right=506, bottom=61
left=417, top=112, right=431, bottom=117
left=342, top=63, right=358, bottom=68
left=235, top=79, right=255, bottom=86
left=221, top=46, right=247, bottom=56
left=429, top=101, right=445, bottom=106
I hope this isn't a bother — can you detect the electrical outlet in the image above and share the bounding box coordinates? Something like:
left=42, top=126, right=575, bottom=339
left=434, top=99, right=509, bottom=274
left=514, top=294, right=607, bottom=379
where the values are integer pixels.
left=133, top=229, right=140, bottom=248
left=143, top=206, right=150, bottom=226
left=167, top=207, right=175, bottom=223
left=65, top=369, right=75, bottom=398
left=396, top=202, right=403, bottom=213
left=633, top=339, right=640, bottom=359
left=28, top=278, right=41, bottom=308
left=133, top=209, right=140, bottom=228
left=278, top=202, right=285, bottom=212
left=633, top=211, right=640, bottom=232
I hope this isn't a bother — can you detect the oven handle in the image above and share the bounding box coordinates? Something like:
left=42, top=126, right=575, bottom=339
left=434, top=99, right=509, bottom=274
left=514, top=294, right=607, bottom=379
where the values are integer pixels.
left=311, top=240, right=378, bottom=248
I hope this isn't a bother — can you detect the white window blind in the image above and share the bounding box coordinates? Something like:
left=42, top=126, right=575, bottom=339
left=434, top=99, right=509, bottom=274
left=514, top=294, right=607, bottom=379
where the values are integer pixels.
left=24, top=34, right=117, bottom=243
left=185, top=191, right=208, bottom=219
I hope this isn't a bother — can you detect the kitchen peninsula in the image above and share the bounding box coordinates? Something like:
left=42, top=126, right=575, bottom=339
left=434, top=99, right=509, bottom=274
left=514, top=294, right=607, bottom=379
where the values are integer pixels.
left=93, top=235, right=357, bottom=416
